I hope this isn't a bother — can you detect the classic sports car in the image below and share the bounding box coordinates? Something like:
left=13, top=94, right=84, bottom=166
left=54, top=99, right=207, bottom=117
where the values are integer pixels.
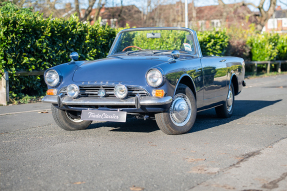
left=42, top=27, right=246, bottom=135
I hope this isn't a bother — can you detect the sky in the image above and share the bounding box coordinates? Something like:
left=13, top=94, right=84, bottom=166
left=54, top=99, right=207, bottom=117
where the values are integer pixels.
left=58, top=0, right=287, bottom=11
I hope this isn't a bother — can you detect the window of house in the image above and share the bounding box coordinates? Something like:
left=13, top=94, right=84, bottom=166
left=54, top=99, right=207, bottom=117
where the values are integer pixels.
left=282, top=18, right=287, bottom=27
left=110, top=19, right=117, bottom=28
left=268, top=19, right=277, bottom=29
left=211, top=20, right=221, bottom=28
left=101, top=19, right=108, bottom=26
left=198, top=21, right=206, bottom=30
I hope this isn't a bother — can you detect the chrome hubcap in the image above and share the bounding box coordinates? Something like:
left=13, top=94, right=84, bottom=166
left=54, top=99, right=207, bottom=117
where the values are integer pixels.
left=226, top=89, right=233, bottom=112
left=65, top=111, right=83, bottom=123
left=170, top=94, right=192, bottom=126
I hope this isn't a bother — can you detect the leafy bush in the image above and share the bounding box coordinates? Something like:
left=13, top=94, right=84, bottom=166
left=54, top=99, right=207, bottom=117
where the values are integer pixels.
left=247, top=33, right=279, bottom=61
left=227, top=39, right=251, bottom=60
left=277, top=35, right=287, bottom=60
left=197, top=29, right=229, bottom=56
left=0, top=2, right=116, bottom=96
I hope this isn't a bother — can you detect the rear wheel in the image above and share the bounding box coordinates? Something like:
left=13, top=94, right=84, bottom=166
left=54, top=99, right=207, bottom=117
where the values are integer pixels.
left=51, top=104, right=92, bottom=131
left=155, top=84, right=197, bottom=135
left=215, top=83, right=234, bottom=118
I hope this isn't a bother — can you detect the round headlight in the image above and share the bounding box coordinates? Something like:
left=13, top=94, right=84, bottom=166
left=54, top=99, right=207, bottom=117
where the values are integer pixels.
left=45, top=70, right=60, bottom=87
left=114, top=84, right=128, bottom=99
left=67, top=84, right=79, bottom=98
left=146, top=69, right=163, bottom=87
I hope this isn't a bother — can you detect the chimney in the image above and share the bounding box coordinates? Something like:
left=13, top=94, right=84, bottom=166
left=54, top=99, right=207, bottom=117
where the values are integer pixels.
left=100, top=3, right=105, bottom=13
left=276, top=6, right=282, bottom=11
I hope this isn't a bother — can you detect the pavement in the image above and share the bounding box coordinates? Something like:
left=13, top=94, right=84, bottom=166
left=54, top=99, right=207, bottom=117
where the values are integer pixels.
left=0, top=74, right=287, bottom=191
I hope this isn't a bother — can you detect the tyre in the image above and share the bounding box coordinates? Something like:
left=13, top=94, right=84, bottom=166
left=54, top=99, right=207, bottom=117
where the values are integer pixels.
left=155, top=84, right=197, bottom=135
left=51, top=104, right=92, bottom=131
left=215, top=82, right=234, bottom=118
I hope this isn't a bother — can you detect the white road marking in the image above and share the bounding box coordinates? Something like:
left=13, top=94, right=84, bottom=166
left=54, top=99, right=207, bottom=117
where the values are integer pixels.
left=0, top=109, right=51, bottom=116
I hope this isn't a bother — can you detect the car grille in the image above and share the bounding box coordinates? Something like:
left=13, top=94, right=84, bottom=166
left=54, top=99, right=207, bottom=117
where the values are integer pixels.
left=78, top=86, right=149, bottom=98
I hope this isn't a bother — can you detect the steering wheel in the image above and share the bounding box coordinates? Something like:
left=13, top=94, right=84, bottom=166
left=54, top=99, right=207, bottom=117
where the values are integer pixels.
left=122, top=46, right=142, bottom=52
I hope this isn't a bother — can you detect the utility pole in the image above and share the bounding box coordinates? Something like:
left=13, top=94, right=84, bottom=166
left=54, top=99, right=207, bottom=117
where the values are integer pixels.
left=185, top=0, right=188, bottom=28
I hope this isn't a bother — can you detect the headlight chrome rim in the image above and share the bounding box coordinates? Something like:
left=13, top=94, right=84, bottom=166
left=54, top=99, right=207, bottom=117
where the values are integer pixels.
left=67, top=84, right=80, bottom=98
left=146, top=69, right=163, bottom=87
left=114, top=84, right=128, bottom=99
left=44, top=69, right=60, bottom=87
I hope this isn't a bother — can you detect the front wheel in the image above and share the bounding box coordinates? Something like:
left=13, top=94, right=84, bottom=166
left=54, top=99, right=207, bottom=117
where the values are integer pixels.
left=215, top=83, right=234, bottom=118
left=155, top=84, right=197, bottom=135
left=51, top=104, right=92, bottom=131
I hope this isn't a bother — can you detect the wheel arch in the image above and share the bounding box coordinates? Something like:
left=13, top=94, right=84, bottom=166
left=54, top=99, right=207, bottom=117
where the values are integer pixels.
left=230, top=74, right=239, bottom=95
left=174, top=74, right=197, bottom=99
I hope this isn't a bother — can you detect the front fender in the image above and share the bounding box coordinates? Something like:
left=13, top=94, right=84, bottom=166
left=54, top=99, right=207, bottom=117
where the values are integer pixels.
left=173, top=74, right=196, bottom=97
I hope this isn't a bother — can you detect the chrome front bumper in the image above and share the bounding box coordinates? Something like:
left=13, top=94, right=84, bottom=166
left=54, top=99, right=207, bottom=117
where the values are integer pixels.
left=42, top=95, right=172, bottom=106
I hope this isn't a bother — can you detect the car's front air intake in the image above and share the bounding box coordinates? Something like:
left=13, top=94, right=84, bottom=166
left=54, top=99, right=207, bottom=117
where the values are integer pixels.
left=78, top=86, right=149, bottom=98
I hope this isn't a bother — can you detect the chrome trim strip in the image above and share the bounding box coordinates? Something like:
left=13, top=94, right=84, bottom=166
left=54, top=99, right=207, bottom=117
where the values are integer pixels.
left=42, top=95, right=172, bottom=106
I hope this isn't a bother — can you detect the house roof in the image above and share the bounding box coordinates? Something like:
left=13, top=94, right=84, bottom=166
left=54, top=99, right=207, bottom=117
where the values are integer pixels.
left=274, top=9, right=287, bottom=18
left=194, top=3, right=252, bottom=21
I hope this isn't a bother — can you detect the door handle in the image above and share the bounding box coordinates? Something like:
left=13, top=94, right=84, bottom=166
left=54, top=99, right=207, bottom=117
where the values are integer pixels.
left=220, top=59, right=226, bottom=62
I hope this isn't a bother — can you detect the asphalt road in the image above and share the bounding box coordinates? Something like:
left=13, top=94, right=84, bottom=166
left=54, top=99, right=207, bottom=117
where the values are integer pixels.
left=1, top=75, right=287, bottom=191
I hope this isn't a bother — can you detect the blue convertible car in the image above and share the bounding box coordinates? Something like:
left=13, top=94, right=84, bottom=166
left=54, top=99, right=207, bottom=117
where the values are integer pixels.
left=43, top=27, right=245, bottom=135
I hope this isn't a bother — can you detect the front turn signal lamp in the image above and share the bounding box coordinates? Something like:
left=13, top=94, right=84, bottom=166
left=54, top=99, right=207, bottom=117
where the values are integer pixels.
left=47, top=89, right=57, bottom=95
left=152, top=89, right=165, bottom=98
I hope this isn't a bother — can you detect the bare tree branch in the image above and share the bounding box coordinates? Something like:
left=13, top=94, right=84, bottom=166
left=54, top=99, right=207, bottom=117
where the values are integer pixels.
left=279, top=0, right=287, bottom=6
left=75, top=0, right=80, bottom=18
left=94, top=0, right=103, bottom=21
left=219, top=0, right=277, bottom=31
left=81, top=0, right=98, bottom=21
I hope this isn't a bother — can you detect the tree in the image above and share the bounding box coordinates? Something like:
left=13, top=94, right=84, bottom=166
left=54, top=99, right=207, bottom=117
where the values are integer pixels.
left=218, top=0, right=277, bottom=31
left=74, top=0, right=98, bottom=21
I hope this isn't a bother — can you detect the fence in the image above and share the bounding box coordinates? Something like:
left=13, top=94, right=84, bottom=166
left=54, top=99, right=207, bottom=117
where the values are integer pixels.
left=0, top=70, right=45, bottom=105
left=245, top=60, right=287, bottom=74
left=0, top=60, right=287, bottom=105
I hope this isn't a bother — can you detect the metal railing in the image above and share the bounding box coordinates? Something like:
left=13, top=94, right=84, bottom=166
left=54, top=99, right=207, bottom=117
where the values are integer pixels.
left=245, top=60, right=287, bottom=74
left=1, top=60, right=287, bottom=105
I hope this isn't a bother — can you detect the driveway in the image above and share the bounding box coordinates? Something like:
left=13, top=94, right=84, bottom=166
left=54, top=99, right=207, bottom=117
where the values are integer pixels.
left=1, top=74, right=287, bottom=191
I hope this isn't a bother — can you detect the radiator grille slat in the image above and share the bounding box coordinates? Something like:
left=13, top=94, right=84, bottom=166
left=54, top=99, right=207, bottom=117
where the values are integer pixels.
left=78, top=86, right=149, bottom=97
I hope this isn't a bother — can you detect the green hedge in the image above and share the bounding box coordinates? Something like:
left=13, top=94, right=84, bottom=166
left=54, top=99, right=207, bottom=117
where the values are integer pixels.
left=247, top=33, right=287, bottom=61
left=197, top=30, right=229, bottom=56
left=0, top=2, right=115, bottom=97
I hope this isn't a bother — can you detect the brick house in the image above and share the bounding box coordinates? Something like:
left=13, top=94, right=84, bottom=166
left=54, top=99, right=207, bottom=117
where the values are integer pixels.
left=262, top=6, right=287, bottom=33
left=81, top=4, right=143, bottom=28
left=149, top=1, right=256, bottom=30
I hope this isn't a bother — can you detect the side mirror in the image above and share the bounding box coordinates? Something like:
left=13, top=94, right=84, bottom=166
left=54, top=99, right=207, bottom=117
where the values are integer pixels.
left=70, top=52, right=79, bottom=61
left=171, top=50, right=180, bottom=59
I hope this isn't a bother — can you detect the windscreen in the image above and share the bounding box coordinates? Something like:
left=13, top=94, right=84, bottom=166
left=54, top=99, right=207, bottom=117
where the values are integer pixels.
left=111, top=29, right=195, bottom=55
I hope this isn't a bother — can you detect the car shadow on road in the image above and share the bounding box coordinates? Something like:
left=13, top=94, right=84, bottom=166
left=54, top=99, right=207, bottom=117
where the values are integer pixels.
left=191, top=99, right=282, bottom=133
left=88, top=118, right=159, bottom=133
left=87, top=99, right=282, bottom=134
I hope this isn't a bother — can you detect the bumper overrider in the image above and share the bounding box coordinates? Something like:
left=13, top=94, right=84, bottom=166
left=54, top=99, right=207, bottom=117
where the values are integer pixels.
left=42, top=95, right=173, bottom=113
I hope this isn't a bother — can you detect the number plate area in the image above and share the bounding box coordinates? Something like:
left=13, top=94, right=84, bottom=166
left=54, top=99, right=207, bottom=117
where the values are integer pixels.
left=81, top=110, right=127, bottom=122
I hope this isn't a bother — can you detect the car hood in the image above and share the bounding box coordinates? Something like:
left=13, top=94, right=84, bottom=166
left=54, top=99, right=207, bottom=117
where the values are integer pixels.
left=72, top=56, right=169, bottom=84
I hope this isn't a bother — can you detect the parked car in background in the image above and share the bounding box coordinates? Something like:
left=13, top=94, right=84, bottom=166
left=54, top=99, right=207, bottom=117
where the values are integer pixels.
left=42, top=27, right=246, bottom=135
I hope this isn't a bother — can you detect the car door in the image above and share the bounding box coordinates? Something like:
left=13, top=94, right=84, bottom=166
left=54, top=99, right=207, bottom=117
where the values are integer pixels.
left=201, top=56, right=228, bottom=107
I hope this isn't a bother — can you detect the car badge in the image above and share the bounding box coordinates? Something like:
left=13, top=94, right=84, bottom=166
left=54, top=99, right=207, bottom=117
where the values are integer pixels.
left=98, top=89, right=106, bottom=97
